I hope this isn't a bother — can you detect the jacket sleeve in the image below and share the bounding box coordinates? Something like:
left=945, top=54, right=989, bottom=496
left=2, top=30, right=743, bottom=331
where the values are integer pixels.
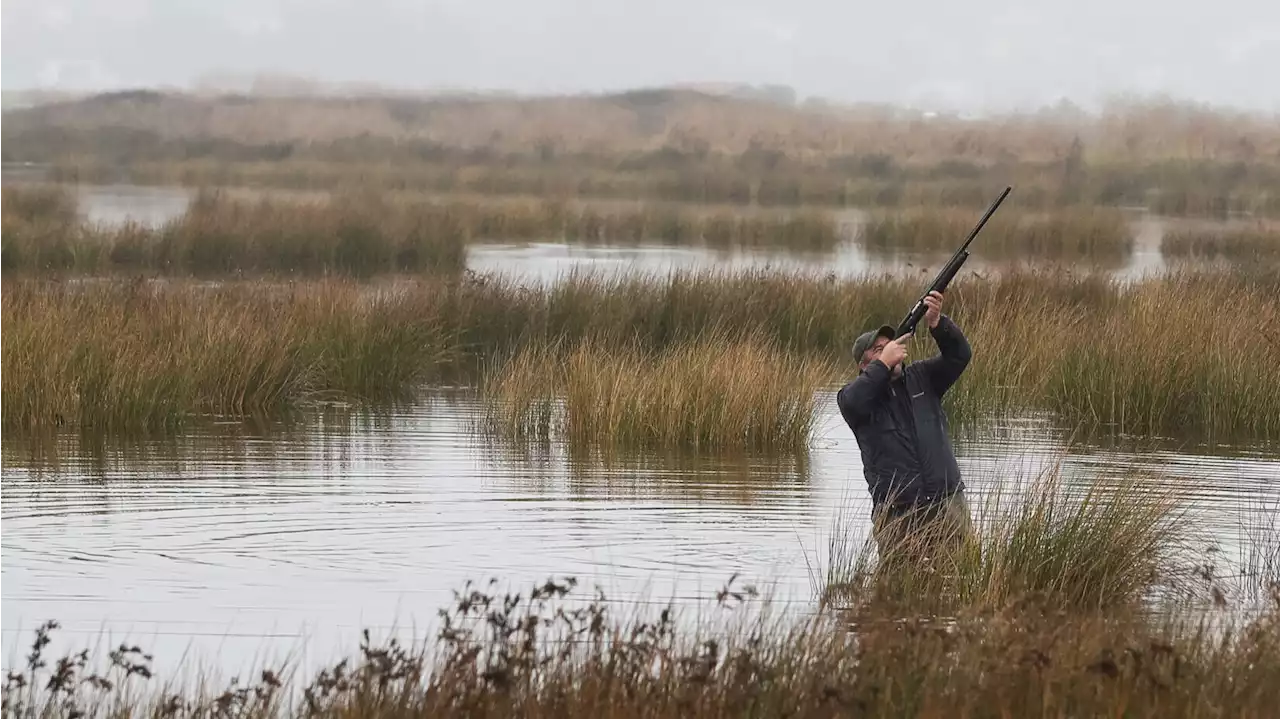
left=917, top=314, right=972, bottom=396
left=837, top=359, right=892, bottom=424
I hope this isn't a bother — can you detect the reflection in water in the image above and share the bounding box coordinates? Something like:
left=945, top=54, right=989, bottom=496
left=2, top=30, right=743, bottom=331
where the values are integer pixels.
left=3, top=391, right=1278, bottom=677
left=74, top=184, right=194, bottom=229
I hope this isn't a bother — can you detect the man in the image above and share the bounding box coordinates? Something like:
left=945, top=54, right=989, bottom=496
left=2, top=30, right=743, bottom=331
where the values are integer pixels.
left=836, top=290, right=973, bottom=565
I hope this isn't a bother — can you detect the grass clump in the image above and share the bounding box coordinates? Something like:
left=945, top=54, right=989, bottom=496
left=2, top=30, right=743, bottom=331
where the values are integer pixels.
left=824, top=464, right=1187, bottom=615
left=485, top=335, right=833, bottom=451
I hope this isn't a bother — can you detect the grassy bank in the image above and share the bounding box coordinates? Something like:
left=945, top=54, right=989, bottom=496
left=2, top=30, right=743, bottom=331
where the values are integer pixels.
left=858, top=206, right=1133, bottom=260
left=484, top=336, right=832, bottom=451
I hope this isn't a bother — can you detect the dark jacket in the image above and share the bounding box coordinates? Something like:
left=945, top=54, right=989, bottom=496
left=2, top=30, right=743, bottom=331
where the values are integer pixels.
left=836, top=315, right=972, bottom=509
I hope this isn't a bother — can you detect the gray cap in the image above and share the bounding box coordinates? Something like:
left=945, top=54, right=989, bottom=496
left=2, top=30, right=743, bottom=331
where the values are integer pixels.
left=852, top=324, right=896, bottom=362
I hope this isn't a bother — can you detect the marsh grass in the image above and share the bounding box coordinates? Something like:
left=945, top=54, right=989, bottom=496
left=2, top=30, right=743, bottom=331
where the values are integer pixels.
left=165, top=191, right=470, bottom=274
left=822, top=463, right=1189, bottom=615
left=1162, top=223, right=1280, bottom=262
left=5, top=269, right=1278, bottom=438
left=0, top=279, right=453, bottom=431
left=857, top=206, right=1133, bottom=259
left=484, top=335, right=833, bottom=451
left=1, top=186, right=842, bottom=277
left=1, top=183, right=80, bottom=223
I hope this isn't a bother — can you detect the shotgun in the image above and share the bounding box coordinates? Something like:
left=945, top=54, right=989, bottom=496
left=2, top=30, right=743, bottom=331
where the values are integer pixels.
left=895, top=185, right=1012, bottom=338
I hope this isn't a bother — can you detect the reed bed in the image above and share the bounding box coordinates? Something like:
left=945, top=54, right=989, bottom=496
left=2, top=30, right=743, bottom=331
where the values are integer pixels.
left=1162, top=223, right=1280, bottom=262
left=49, top=156, right=1280, bottom=220
left=1, top=186, right=471, bottom=275
left=857, top=206, right=1134, bottom=259
left=0, top=186, right=842, bottom=276
left=0, top=182, right=80, bottom=224
left=0, top=279, right=452, bottom=431
left=5, top=269, right=1278, bottom=438
left=483, top=336, right=833, bottom=451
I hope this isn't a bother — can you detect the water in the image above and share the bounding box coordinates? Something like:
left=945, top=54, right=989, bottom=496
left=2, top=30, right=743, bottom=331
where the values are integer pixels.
left=4, top=392, right=1278, bottom=678
left=72, top=183, right=194, bottom=229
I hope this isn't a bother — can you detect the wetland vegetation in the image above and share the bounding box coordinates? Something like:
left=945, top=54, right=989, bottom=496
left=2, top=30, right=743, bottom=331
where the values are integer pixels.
left=5, top=88, right=1280, bottom=717
left=5, top=268, right=1277, bottom=440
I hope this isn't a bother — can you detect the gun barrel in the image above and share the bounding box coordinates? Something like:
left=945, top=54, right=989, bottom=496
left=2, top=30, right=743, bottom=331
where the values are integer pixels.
left=894, top=186, right=1011, bottom=337
left=954, top=185, right=1012, bottom=257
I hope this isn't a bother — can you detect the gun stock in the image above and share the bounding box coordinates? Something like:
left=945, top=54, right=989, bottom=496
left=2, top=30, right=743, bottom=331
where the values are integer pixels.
left=895, top=186, right=1011, bottom=338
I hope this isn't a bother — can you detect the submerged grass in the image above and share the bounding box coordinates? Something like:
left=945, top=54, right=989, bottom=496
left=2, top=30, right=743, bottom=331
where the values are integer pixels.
left=484, top=335, right=833, bottom=451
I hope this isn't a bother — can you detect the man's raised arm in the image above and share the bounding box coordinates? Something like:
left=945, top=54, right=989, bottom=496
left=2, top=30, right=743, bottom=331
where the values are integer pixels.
left=919, top=315, right=972, bottom=396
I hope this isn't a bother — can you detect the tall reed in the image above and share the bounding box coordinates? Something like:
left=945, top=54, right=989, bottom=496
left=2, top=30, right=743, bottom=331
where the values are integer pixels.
left=0, top=279, right=452, bottom=431
left=484, top=335, right=833, bottom=451
left=824, top=463, right=1187, bottom=614
left=5, top=269, right=1278, bottom=438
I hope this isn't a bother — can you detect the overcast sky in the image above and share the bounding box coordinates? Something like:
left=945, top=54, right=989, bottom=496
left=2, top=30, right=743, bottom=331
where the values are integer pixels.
left=4, top=0, right=1278, bottom=112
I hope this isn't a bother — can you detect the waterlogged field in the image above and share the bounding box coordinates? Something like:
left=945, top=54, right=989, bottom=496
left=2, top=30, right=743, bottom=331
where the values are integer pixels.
left=4, top=183, right=1280, bottom=715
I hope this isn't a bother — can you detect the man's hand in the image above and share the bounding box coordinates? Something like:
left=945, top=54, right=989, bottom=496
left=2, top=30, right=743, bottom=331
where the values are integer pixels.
left=924, top=290, right=944, bottom=329
left=880, top=334, right=911, bottom=368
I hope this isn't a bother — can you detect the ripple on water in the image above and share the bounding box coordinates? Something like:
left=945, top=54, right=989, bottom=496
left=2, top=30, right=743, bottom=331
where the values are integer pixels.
left=3, top=392, right=1278, bottom=676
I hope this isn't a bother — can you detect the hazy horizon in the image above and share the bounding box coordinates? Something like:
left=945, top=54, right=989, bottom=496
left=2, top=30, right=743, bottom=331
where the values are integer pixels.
left=4, top=0, right=1279, bottom=114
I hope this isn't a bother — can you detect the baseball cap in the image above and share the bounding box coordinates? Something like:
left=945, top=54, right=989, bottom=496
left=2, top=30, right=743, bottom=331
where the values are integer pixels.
left=852, top=324, right=896, bottom=362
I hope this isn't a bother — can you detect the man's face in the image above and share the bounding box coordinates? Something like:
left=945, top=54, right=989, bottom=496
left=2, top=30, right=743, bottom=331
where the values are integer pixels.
left=860, top=336, right=890, bottom=369
left=860, top=335, right=902, bottom=377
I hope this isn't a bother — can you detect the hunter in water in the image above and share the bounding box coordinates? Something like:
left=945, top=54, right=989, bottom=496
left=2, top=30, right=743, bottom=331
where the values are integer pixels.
left=836, top=290, right=973, bottom=563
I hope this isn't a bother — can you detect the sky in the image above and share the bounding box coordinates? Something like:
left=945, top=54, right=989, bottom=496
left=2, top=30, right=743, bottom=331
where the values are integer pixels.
left=3, top=0, right=1279, bottom=113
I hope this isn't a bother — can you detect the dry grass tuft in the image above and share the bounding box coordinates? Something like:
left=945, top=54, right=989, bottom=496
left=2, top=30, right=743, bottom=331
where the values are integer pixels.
left=485, top=335, right=833, bottom=451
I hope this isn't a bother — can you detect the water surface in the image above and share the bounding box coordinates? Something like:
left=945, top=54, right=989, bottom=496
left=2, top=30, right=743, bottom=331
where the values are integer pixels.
left=4, top=392, right=1277, bottom=677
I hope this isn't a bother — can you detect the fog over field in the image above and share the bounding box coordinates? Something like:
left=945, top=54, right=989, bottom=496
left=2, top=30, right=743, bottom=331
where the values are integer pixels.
left=3, top=0, right=1279, bottom=112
